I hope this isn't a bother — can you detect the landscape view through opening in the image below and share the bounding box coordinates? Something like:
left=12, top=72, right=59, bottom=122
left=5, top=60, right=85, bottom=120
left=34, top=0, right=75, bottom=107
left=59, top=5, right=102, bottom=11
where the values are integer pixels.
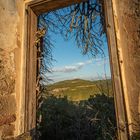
left=44, top=25, right=112, bottom=101
left=38, top=2, right=117, bottom=140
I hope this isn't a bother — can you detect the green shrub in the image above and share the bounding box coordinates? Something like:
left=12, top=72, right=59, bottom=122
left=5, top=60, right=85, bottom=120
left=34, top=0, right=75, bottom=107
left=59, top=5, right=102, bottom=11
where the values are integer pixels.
left=38, top=94, right=117, bottom=140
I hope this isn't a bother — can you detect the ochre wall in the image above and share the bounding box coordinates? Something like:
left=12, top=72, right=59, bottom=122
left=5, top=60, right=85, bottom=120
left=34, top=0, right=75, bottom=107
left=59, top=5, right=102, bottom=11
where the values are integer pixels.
left=112, top=0, right=140, bottom=132
left=0, top=0, right=25, bottom=139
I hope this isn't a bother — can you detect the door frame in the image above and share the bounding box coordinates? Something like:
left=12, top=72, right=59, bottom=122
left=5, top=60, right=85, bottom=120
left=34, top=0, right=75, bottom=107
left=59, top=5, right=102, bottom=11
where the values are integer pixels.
left=23, top=0, right=129, bottom=139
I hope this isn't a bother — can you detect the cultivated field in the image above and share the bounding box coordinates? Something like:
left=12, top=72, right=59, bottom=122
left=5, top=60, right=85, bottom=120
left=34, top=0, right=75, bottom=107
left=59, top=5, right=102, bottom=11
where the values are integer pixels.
left=46, top=79, right=113, bottom=101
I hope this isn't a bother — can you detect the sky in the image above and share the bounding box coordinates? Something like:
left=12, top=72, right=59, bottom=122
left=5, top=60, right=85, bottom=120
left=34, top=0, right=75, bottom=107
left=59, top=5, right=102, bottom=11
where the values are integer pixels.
left=46, top=31, right=111, bottom=83
left=40, top=6, right=112, bottom=84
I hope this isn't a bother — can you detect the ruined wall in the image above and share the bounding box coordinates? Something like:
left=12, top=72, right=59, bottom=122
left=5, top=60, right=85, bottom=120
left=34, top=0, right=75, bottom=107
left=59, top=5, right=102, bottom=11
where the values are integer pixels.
left=112, top=0, right=140, bottom=133
left=0, top=0, right=25, bottom=139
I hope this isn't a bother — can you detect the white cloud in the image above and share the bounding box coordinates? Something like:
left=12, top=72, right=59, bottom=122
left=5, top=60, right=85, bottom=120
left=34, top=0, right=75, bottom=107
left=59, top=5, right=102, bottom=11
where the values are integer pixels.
left=52, top=57, right=109, bottom=73
left=52, top=59, right=93, bottom=73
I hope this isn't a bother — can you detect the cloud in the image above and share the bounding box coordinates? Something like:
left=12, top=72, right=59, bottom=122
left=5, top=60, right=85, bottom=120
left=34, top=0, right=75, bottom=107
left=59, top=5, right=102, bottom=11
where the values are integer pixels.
left=90, top=75, right=111, bottom=81
left=52, top=57, right=109, bottom=73
left=52, top=59, right=92, bottom=73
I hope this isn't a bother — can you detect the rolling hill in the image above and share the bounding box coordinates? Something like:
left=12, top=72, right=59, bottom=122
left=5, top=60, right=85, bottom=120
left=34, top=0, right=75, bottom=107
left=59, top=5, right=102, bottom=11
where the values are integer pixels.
left=45, top=79, right=113, bottom=101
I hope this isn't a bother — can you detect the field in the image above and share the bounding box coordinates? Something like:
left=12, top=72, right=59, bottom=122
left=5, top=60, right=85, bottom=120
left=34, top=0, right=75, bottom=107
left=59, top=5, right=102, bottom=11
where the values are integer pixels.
left=45, top=79, right=113, bottom=101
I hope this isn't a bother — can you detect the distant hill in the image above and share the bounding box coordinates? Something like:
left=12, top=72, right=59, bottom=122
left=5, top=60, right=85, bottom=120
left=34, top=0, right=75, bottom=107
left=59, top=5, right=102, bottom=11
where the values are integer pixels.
left=45, top=79, right=113, bottom=101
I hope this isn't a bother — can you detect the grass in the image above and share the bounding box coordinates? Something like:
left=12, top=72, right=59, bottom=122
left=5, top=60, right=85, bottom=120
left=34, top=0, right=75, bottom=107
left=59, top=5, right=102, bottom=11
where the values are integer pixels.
left=45, top=79, right=113, bottom=101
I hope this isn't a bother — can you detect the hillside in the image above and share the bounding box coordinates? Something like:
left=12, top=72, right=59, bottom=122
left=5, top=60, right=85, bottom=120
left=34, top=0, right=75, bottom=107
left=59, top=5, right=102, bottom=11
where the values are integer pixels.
left=45, top=79, right=113, bottom=101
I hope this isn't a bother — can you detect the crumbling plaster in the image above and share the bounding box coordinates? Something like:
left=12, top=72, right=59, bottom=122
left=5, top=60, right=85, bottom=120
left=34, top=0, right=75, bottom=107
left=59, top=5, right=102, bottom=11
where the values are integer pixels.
left=0, top=0, right=26, bottom=138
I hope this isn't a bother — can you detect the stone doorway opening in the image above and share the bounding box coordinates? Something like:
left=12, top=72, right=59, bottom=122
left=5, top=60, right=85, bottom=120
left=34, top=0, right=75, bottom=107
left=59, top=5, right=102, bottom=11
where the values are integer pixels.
left=36, top=2, right=117, bottom=139
left=24, top=0, right=130, bottom=139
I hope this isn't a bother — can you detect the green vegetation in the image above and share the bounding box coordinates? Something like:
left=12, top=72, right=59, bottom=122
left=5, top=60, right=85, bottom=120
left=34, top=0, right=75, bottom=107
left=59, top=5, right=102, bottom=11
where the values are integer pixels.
left=37, top=0, right=117, bottom=139
left=46, top=79, right=113, bottom=101
left=37, top=79, right=117, bottom=140
left=39, top=94, right=117, bottom=140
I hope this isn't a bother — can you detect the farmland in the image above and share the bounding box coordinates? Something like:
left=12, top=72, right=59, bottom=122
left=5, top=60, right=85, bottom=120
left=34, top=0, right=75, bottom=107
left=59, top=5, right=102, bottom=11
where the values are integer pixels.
left=45, top=79, right=113, bottom=101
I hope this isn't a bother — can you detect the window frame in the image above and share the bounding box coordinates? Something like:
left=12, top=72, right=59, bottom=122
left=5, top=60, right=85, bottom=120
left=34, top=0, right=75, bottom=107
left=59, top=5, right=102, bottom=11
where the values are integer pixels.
left=24, top=0, right=129, bottom=139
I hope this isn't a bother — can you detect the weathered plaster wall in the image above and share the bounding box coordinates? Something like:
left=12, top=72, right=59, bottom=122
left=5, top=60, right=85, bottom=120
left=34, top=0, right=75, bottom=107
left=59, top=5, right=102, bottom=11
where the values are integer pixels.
left=0, top=0, right=17, bottom=139
left=112, top=0, right=140, bottom=132
left=0, top=0, right=25, bottom=139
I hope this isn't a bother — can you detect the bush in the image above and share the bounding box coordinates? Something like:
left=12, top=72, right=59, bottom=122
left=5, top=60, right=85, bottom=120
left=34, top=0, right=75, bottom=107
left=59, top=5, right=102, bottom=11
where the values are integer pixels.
left=38, top=94, right=117, bottom=140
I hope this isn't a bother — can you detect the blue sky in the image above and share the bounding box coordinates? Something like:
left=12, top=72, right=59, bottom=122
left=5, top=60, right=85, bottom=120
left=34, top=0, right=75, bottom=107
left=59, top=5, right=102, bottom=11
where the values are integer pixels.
left=46, top=31, right=111, bottom=83
left=40, top=5, right=112, bottom=84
